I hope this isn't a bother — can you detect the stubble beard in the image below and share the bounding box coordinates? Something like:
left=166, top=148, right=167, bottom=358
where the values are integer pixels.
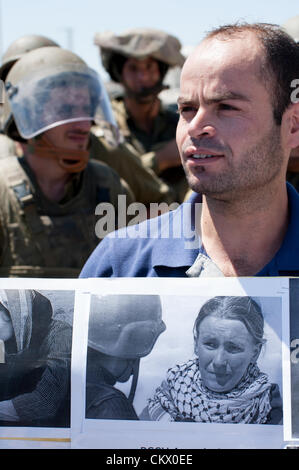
left=183, top=124, right=284, bottom=202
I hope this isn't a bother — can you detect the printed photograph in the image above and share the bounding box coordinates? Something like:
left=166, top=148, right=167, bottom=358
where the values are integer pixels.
left=85, top=293, right=283, bottom=425
left=0, top=288, right=74, bottom=428
left=288, top=278, right=299, bottom=439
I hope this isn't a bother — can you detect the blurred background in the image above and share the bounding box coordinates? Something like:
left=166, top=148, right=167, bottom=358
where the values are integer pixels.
left=0, top=0, right=298, bottom=81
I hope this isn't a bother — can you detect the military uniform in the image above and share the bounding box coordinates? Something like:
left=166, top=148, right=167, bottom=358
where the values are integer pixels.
left=0, top=133, right=20, bottom=158
left=90, top=128, right=174, bottom=205
left=110, top=96, right=188, bottom=203
left=0, top=156, right=133, bottom=278
left=94, top=28, right=189, bottom=203
left=0, top=130, right=174, bottom=206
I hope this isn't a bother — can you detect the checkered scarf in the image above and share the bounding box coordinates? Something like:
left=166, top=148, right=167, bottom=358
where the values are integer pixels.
left=148, top=359, right=272, bottom=423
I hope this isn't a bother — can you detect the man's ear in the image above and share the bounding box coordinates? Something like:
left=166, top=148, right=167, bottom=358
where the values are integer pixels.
left=286, top=101, right=299, bottom=150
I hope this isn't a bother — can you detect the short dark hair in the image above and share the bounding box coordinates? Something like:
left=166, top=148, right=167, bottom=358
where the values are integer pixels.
left=204, top=22, right=299, bottom=125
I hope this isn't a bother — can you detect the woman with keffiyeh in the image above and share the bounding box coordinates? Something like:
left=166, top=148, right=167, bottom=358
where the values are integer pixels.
left=146, top=296, right=282, bottom=424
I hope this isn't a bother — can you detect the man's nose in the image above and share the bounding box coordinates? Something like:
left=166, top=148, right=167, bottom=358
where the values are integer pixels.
left=188, top=108, right=216, bottom=139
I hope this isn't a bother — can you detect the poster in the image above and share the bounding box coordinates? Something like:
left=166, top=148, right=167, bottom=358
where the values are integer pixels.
left=70, top=277, right=290, bottom=449
left=0, top=276, right=297, bottom=449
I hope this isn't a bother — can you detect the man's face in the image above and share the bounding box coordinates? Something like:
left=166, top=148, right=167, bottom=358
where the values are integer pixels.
left=121, top=57, right=161, bottom=99
left=176, top=33, right=288, bottom=199
left=43, top=86, right=92, bottom=150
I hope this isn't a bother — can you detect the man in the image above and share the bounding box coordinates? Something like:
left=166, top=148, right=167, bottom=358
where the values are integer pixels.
left=80, top=22, right=299, bottom=279
left=0, top=46, right=134, bottom=278
left=94, top=27, right=189, bottom=202
left=86, top=294, right=165, bottom=420
left=0, top=34, right=61, bottom=159
left=0, top=35, right=173, bottom=206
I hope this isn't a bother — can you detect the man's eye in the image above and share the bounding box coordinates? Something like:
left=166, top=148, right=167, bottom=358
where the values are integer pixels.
left=178, top=106, right=196, bottom=116
left=219, top=103, right=238, bottom=111
left=58, top=104, right=73, bottom=117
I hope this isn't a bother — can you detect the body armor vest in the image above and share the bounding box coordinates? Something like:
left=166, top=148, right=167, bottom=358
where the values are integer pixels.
left=0, top=157, right=129, bottom=278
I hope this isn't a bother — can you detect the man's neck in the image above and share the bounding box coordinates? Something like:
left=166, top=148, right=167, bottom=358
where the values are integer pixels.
left=198, top=182, right=289, bottom=276
left=24, top=150, right=71, bottom=203
left=124, top=95, right=160, bottom=133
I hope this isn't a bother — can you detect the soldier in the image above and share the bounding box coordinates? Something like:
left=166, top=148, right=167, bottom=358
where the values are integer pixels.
left=86, top=294, right=166, bottom=420
left=94, top=27, right=189, bottom=202
left=282, top=15, right=299, bottom=192
left=0, top=34, right=61, bottom=159
left=0, top=34, right=173, bottom=206
left=0, top=46, right=135, bottom=278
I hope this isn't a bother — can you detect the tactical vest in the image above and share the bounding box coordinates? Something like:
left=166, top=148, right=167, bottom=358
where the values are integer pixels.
left=0, top=157, right=130, bottom=278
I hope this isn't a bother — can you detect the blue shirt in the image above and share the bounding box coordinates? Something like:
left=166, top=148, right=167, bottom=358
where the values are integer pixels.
left=80, top=183, right=299, bottom=278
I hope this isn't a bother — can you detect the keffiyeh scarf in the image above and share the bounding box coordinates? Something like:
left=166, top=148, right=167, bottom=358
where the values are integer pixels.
left=148, top=359, right=273, bottom=424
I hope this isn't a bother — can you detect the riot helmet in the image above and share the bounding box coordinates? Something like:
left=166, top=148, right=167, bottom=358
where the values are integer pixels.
left=3, top=47, right=118, bottom=172
left=0, top=34, right=60, bottom=81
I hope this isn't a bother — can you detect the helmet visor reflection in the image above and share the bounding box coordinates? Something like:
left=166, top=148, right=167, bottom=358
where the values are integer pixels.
left=7, top=65, right=118, bottom=140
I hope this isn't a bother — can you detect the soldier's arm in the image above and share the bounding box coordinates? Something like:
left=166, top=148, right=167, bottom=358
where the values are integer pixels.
left=89, top=132, right=175, bottom=205
left=141, top=139, right=182, bottom=174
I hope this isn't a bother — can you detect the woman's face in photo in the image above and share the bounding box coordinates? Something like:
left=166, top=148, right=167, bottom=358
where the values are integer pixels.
left=195, top=316, right=260, bottom=393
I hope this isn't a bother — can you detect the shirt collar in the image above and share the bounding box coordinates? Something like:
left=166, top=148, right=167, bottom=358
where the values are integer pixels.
left=152, top=185, right=299, bottom=274
left=151, top=192, right=202, bottom=268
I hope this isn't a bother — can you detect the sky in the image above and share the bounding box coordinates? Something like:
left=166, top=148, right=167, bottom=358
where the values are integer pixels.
left=0, top=0, right=298, bottom=79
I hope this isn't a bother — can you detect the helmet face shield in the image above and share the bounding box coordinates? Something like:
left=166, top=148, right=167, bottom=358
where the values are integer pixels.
left=6, top=65, right=118, bottom=141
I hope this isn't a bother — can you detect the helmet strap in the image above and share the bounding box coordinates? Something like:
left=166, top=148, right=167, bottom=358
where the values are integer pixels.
left=128, top=358, right=140, bottom=404
left=30, top=134, right=89, bottom=173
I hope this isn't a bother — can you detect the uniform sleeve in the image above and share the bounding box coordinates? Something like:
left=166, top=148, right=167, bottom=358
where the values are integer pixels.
left=89, top=132, right=174, bottom=205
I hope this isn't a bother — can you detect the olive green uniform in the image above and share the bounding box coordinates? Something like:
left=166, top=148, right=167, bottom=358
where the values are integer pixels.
left=0, top=131, right=174, bottom=206
left=111, top=97, right=189, bottom=203
left=89, top=129, right=174, bottom=205
left=0, top=156, right=133, bottom=278
left=0, top=133, right=19, bottom=158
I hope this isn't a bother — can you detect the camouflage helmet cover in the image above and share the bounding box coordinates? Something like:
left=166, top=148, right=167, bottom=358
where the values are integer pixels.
left=0, top=34, right=60, bottom=81
left=94, top=28, right=185, bottom=82
left=282, top=15, right=299, bottom=42
left=88, top=294, right=166, bottom=358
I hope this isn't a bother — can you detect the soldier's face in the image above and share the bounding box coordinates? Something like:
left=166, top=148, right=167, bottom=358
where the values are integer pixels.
left=176, top=33, right=289, bottom=198
left=121, top=57, right=161, bottom=94
left=44, top=120, right=91, bottom=151
left=42, top=86, right=92, bottom=150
